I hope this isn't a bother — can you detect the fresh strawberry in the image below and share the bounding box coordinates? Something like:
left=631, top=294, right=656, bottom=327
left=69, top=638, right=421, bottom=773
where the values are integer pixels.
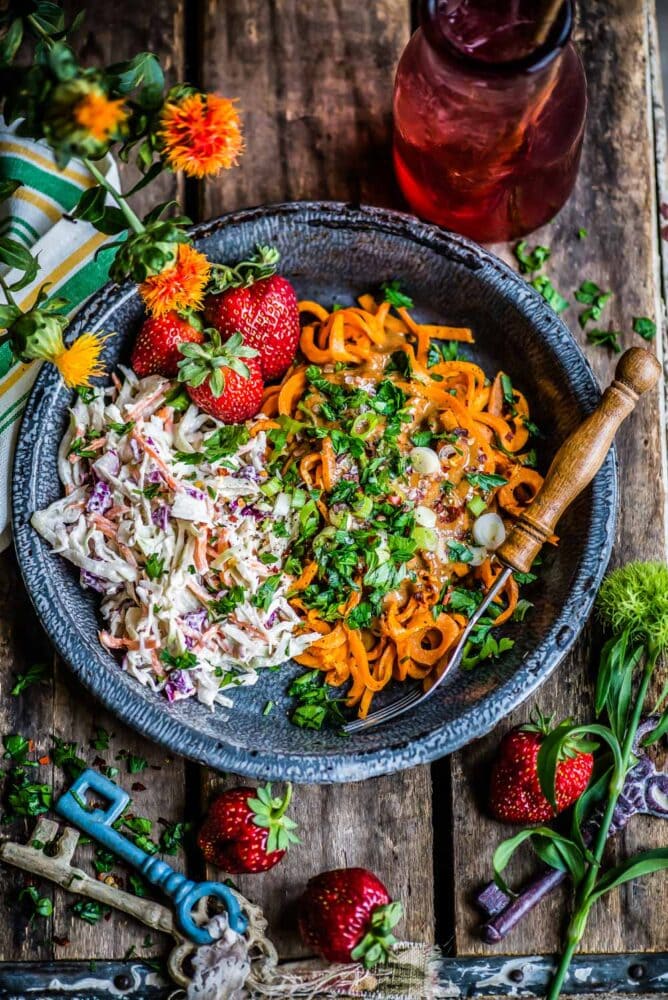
left=489, top=711, right=595, bottom=824
left=178, top=330, right=264, bottom=423
left=197, top=783, right=299, bottom=874
left=131, top=312, right=203, bottom=378
left=298, top=868, right=403, bottom=967
left=204, top=245, right=299, bottom=380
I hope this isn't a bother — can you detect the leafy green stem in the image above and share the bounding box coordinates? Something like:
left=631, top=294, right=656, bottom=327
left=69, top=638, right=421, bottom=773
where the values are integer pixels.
left=83, top=158, right=144, bottom=235
left=0, top=273, right=18, bottom=309
left=27, top=15, right=54, bottom=46
left=545, top=648, right=657, bottom=1000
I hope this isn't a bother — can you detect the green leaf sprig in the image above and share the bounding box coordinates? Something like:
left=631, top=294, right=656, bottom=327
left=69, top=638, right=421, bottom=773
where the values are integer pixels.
left=492, top=562, right=668, bottom=1000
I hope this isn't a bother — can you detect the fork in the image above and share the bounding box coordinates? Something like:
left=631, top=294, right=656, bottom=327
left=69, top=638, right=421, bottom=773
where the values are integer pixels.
left=344, top=347, right=661, bottom=734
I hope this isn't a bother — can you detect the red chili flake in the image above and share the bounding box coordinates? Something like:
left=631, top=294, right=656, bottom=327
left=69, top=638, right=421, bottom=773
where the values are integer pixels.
left=443, top=506, right=462, bottom=523
left=38, top=755, right=50, bottom=766
left=53, top=936, right=70, bottom=947
left=131, top=782, right=146, bottom=792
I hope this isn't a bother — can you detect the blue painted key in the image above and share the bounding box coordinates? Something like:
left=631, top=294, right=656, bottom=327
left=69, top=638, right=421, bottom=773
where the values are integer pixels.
left=56, top=768, right=247, bottom=945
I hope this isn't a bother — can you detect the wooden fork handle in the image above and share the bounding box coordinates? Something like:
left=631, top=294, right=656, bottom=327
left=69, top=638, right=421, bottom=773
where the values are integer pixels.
left=497, top=347, right=661, bottom=574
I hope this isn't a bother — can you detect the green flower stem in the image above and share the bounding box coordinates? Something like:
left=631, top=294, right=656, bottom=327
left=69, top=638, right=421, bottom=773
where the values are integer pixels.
left=546, top=647, right=658, bottom=1000
left=83, top=158, right=145, bottom=236
left=27, top=15, right=53, bottom=45
left=0, top=274, right=18, bottom=309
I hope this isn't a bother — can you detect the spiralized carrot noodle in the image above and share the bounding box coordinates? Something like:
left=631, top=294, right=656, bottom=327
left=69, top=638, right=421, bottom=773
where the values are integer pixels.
left=272, top=291, right=545, bottom=718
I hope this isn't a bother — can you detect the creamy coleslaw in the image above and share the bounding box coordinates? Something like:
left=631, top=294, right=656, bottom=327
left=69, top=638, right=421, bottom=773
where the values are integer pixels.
left=32, top=367, right=319, bottom=710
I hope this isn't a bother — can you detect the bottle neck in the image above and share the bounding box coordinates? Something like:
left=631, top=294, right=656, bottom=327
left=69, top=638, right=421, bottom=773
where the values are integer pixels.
left=420, top=0, right=573, bottom=76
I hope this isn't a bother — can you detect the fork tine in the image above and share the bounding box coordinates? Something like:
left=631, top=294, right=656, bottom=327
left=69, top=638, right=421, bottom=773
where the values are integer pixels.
left=343, top=690, right=423, bottom=733
left=343, top=566, right=514, bottom=734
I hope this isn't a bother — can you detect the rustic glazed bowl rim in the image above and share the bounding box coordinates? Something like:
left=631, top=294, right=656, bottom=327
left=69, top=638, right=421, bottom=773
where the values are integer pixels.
left=12, top=201, right=617, bottom=782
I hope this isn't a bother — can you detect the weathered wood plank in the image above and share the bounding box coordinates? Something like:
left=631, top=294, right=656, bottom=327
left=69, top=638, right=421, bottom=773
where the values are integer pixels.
left=0, top=551, right=55, bottom=960
left=38, top=0, right=189, bottom=963
left=200, top=0, right=408, bottom=214
left=452, top=0, right=667, bottom=957
left=199, top=0, right=434, bottom=958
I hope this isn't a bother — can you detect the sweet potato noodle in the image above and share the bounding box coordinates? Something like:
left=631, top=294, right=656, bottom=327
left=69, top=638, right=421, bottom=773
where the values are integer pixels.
left=259, top=294, right=545, bottom=719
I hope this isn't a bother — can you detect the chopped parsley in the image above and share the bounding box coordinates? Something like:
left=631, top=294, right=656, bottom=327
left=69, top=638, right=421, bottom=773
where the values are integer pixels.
left=71, top=900, right=109, bottom=925
left=75, top=386, right=98, bottom=403
left=465, top=471, right=508, bottom=492
left=160, top=649, right=198, bottom=671
left=3, top=734, right=32, bottom=764
left=288, top=670, right=346, bottom=730
left=462, top=632, right=515, bottom=670
left=126, top=754, right=148, bottom=774
left=51, top=737, right=87, bottom=779
left=19, top=886, right=53, bottom=920
left=633, top=316, right=656, bottom=341
left=90, top=727, right=111, bottom=751
left=251, top=574, right=282, bottom=612
left=446, top=540, right=475, bottom=564
left=11, top=662, right=48, bottom=696
left=202, top=425, right=250, bottom=462
left=514, top=241, right=551, bottom=274
left=164, top=385, right=191, bottom=411
left=145, top=554, right=166, bottom=580
left=108, top=420, right=134, bottom=436
left=385, top=350, right=413, bottom=378
left=577, top=227, right=588, bottom=240
left=428, top=340, right=464, bottom=365
left=208, top=585, right=245, bottom=620
left=159, top=820, right=190, bottom=855
left=531, top=275, right=569, bottom=314
left=5, top=770, right=52, bottom=818
left=575, top=280, right=612, bottom=328
left=381, top=279, right=413, bottom=309
left=140, top=482, right=161, bottom=499
left=587, top=328, right=622, bottom=353
left=68, top=435, right=97, bottom=460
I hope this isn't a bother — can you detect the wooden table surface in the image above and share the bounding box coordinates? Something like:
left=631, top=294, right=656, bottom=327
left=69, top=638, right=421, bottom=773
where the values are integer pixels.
left=0, top=0, right=666, bottom=984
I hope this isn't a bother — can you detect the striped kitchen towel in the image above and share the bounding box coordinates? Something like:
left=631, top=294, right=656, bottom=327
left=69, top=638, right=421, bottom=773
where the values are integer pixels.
left=0, top=123, right=121, bottom=551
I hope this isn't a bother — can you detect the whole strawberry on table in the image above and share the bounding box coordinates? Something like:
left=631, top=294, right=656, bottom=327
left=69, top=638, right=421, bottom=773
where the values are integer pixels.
left=198, top=783, right=300, bottom=874
left=489, top=709, right=595, bottom=824
left=130, top=244, right=300, bottom=422
left=298, top=867, right=403, bottom=967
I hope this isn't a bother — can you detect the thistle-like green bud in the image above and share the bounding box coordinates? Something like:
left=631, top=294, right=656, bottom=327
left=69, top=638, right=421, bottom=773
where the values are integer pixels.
left=597, top=561, right=668, bottom=652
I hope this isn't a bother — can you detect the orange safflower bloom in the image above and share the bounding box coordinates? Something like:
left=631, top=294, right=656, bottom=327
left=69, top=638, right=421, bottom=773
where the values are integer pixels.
left=55, top=332, right=109, bottom=387
left=73, top=89, right=128, bottom=143
left=159, top=93, right=244, bottom=178
left=139, top=244, right=211, bottom=317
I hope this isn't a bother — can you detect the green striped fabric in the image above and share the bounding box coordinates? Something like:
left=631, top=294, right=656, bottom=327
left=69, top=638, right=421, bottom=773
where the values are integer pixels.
left=0, top=125, right=121, bottom=549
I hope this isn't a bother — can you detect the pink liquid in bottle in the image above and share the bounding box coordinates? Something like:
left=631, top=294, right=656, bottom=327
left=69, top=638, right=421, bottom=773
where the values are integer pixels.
left=393, top=0, right=587, bottom=242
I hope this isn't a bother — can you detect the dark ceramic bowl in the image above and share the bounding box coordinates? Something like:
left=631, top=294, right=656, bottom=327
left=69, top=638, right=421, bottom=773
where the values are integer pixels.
left=12, top=202, right=616, bottom=783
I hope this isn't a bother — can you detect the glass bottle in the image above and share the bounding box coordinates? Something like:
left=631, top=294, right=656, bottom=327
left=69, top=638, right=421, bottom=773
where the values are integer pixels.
left=392, top=0, right=587, bottom=243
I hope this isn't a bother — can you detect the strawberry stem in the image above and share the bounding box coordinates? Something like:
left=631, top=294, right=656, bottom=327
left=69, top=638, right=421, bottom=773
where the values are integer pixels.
left=350, top=901, right=403, bottom=968
left=209, top=244, right=280, bottom=291
left=273, top=781, right=293, bottom=820
left=248, top=782, right=300, bottom=855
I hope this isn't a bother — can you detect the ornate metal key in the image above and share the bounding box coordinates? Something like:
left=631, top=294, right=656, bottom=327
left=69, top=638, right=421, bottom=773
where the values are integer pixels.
left=476, top=718, right=668, bottom=942
left=0, top=816, right=196, bottom=987
left=56, top=768, right=247, bottom=945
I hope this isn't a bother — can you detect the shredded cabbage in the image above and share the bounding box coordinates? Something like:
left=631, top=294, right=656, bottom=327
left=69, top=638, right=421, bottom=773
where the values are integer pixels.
left=32, top=371, right=319, bottom=711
